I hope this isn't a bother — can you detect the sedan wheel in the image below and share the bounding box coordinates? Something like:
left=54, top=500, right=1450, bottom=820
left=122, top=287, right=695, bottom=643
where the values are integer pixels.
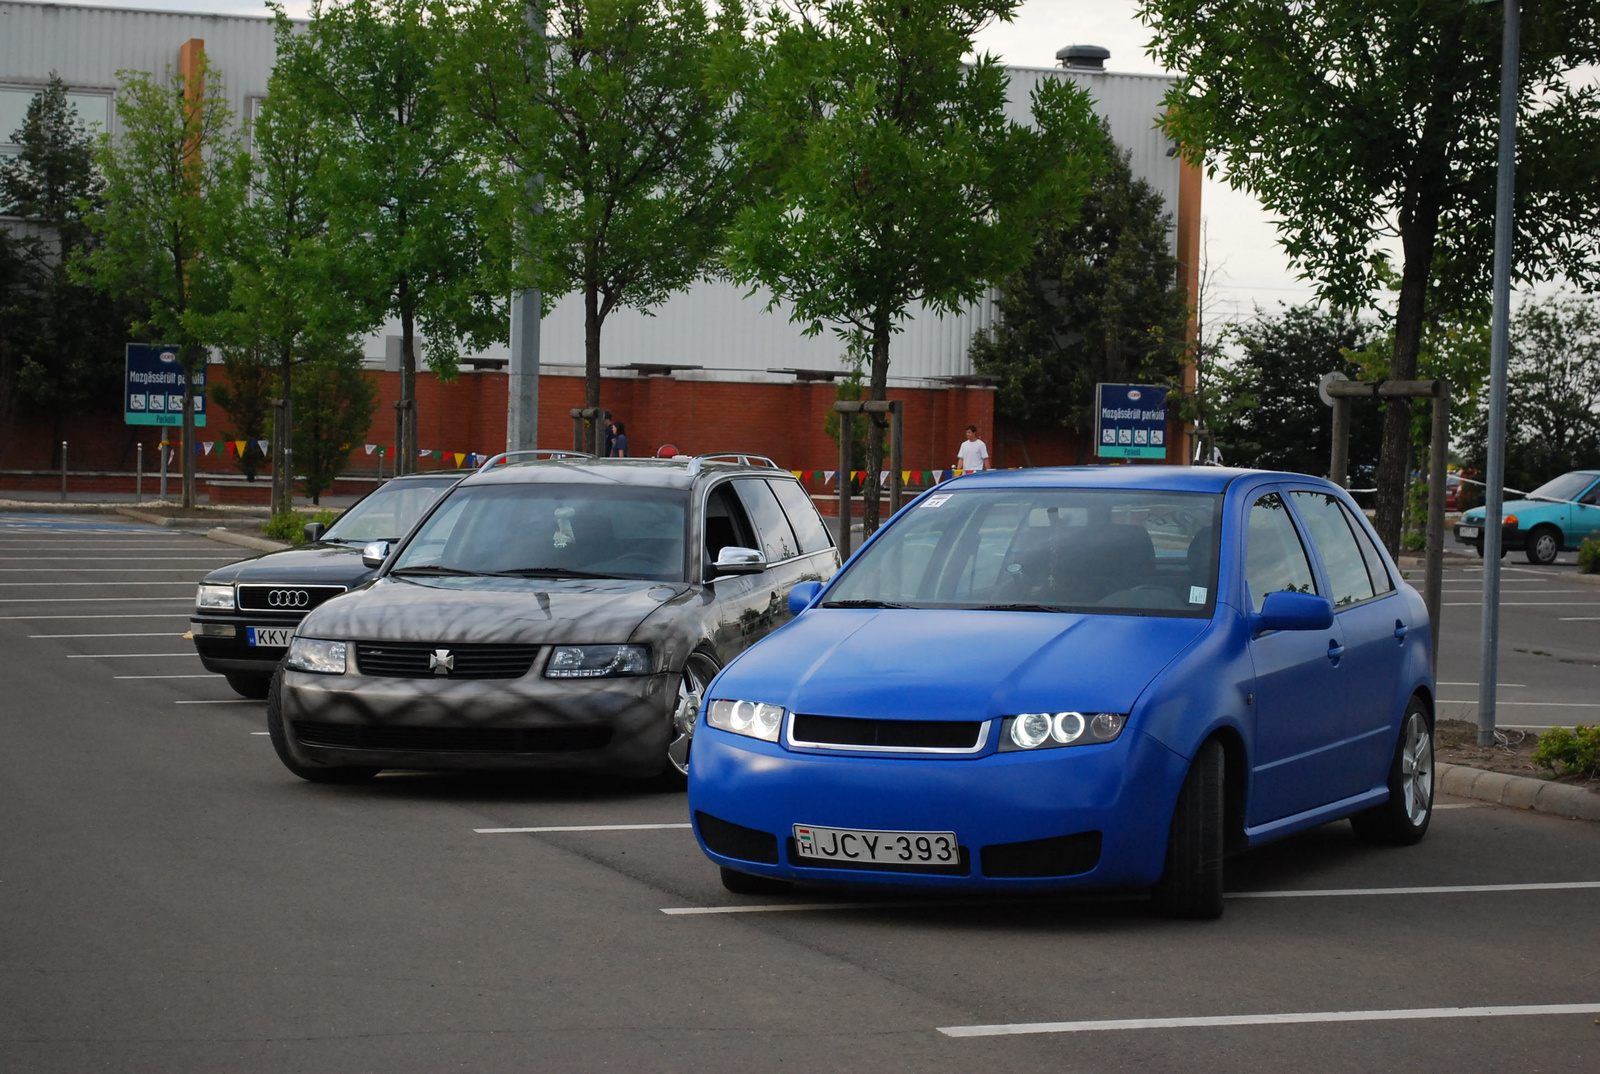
left=1526, top=526, right=1561, bottom=565
left=665, top=652, right=718, bottom=782
left=1351, top=698, right=1433, bottom=846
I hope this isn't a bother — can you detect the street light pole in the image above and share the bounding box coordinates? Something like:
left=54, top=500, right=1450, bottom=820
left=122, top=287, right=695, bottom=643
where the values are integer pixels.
left=1478, top=0, right=1520, bottom=747
left=506, top=0, right=544, bottom=454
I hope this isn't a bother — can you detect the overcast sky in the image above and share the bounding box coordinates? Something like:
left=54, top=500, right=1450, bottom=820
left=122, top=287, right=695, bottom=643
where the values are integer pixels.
left=70, top=0, right=1319, bottom=323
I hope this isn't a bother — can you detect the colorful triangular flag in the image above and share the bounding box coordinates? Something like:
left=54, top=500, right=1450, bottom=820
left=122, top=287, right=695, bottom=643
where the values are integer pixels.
left=364, top=444, right=375, bottom=455
left=202, top=442, right=213, bottom=455
left=823, top=471, right=836, bottom=484
left=256, top=439, right=269, bottom=455
left=453, top=453, right=465, bottom=466
left=235, top=440, right=246, bottom=456
left=431, top=450, right=443, bottom=460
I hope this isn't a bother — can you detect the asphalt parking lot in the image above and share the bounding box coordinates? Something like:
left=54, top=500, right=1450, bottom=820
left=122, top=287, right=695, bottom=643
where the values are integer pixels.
left=1, top=514, right=1596, bottom=1073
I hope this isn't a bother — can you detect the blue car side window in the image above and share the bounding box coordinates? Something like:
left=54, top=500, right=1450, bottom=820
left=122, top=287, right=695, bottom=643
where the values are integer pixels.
left=1289, top=492, right=1376, bottom=607
left=1246, top=493, right=1317, bottom=613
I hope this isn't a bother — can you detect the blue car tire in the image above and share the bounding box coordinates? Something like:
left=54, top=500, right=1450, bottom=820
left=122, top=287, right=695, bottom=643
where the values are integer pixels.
left=1151, top=738, right=1225, bottom=919
left=1350, top=697, right=1434, bottom=846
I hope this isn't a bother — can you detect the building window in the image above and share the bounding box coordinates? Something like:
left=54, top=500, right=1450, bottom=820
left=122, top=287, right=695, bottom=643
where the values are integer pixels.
left=0, top=86, right=112, bottom=152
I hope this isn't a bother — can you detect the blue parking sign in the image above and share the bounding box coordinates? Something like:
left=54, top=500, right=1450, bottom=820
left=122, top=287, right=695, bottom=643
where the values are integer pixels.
left=125, top=344, right=205, bottom=427
left=1096, top=383, right=1168, bottom=460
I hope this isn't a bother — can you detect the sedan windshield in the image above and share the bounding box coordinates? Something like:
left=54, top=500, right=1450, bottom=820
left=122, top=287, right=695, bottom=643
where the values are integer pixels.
left=323, top=477, right=460, bottom=543
left=1526, top=471, right=1596, bottom=504
left=390, top=483, right=688, bottom=582
left=824, top=487, right=1220, bottom=616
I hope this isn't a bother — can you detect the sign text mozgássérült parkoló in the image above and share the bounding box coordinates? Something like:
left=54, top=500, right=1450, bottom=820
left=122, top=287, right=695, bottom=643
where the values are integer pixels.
left=1096, top=383, right=1167, bottom=459
left=125, top=343, right=205, bottom=427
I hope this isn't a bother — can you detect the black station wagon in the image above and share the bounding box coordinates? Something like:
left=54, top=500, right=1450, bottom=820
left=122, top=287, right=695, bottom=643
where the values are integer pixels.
left=268, top=453, right=839, bottom=785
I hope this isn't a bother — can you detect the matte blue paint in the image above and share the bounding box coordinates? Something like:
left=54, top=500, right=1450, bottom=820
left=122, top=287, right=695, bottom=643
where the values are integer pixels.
left=688, top=467, right=1434, bottom=893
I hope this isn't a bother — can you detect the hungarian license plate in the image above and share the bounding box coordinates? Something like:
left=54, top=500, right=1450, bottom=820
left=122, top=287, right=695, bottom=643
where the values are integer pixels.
left=246, top=626, right=294, bottom=648
left=1459, top=526, right=1480, bottom=539
left=792, top=824, right=958, bottom=866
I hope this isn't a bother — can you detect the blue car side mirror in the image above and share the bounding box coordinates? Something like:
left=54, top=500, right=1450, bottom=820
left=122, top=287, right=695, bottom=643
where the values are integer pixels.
left=1252, top=591, right=1334, bottom=633
left=788, top=580, right=823, bottom=616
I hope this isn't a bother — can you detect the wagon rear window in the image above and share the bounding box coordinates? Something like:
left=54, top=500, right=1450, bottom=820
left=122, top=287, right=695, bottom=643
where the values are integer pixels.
left=823, top=488, right=1220, bottom=616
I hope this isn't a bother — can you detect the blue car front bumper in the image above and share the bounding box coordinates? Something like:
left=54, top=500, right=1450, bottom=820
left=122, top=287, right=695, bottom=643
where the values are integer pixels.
left=687, top=725, right=1189, bottom=892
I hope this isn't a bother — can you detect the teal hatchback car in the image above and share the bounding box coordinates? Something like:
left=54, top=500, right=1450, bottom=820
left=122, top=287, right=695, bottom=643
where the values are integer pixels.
left=1454, top=470, right=1600, bottom=564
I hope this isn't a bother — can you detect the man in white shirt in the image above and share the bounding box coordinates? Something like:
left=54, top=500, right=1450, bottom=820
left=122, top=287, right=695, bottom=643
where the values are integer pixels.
left=955, top=425, right=989, bottom=472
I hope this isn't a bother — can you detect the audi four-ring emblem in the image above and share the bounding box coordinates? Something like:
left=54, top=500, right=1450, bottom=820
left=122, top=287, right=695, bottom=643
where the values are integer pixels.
left=267, top=589, right=311, bottom=608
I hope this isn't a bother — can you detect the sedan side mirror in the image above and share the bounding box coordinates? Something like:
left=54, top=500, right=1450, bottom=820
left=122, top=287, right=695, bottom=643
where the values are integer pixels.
left=712, top=546, right=767, bottom=576
left=361, top=540, right=392, bottom=569
left=788, top=580, right=822, bottom=616
left=303, top=522, right=327, bottom=544
left=1252, top=590, right=1334, bottom=634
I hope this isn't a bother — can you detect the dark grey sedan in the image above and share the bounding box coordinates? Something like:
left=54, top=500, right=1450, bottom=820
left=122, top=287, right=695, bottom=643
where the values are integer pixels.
left=268, top=455, right=839, bottom=785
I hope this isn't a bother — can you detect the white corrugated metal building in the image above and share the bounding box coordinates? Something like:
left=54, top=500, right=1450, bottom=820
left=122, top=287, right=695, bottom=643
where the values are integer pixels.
left=1, top=1, right=1195, bottom=390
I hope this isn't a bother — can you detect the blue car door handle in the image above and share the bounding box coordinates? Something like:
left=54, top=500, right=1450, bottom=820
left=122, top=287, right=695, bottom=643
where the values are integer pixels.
left=1326, top=639, right=1344, bottom=663
left=1394, top=620, right=1409, bottom=642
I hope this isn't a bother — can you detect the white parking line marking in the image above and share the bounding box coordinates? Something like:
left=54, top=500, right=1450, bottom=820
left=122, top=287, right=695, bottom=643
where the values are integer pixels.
left=660, top=880, right=1600, bottom=916
left=0, top=598, right=194, bottom=603
left=0, top=557, right=238, bottom=561
left=67, top=652, right=197, bottom=659
left=174, top=699, right=260, bottom=705
left=0, top=568, right=216, bottom=573
left=1444, top=602, right=1600, bottom=607
left=0, top=581, right=197, bottom=587
left=30, top=632, right=185, bottom=639
left=1433, top=803, right=1482, bottom=809
left=1558, top=617, right=1600, bottom=621
left=1436, top=699, right=1600, bottom=708
left=0, top=612, right=191, bottom=620
left=250, top=731, right=269, bottom=735
left=115, top=674, right=216, bottom=680
left=1438, top=682, right=1526, bottom=687
left=475, top=822, right=693, bottom=834
left=936, top=1003, right=1600, bottom=1038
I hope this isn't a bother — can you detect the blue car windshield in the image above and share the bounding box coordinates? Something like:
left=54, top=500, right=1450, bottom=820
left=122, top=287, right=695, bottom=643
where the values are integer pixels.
left=824, top=488, right=1221, bottom=616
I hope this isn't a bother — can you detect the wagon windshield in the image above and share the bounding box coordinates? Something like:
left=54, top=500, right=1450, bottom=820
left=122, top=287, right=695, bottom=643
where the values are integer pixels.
left=823, top=488, right=1221, bottom=617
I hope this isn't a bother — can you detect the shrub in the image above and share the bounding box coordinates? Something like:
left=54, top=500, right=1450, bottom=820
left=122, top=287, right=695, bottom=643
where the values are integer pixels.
left=1578, top=533, right=1600, bottom=575
left=1530, top=725, right=1600, bottom=779
left=262, top=512, right=305, bottom=544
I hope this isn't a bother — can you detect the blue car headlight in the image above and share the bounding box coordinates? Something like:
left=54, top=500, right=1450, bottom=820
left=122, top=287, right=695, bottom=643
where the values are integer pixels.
left=545, top=644, right=652, bottom=678
left=999, top=711, right=1126, bottom=751
left=706, top=699, right=786, bottom=743
left=286, top=637, right=348, bottom=675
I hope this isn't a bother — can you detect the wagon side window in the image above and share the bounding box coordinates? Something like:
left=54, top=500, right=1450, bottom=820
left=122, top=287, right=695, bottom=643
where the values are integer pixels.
left=1245, top=492, right=1317, bottom=613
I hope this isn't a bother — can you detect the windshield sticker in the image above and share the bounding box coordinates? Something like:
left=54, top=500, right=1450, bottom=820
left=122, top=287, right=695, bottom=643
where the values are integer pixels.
left=925, top=494, right=953, bottom=508
left=1189, top=586, right=1207, bottom=604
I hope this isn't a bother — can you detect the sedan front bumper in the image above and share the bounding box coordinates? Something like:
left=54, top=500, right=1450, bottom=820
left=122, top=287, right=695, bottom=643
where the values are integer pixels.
left=687, top=726, right=1189, bottom=892
left=276, top=666, right=675, bottom=777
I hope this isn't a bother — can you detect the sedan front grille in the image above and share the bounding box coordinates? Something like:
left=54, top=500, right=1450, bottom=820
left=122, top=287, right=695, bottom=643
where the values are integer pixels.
left=236, top=584, right=346, bottom=613
left=354, top=643, right=540, bottom=679
left=789, top=713, right=985, bottom=752
left=292, top=721, right=610, bottom=753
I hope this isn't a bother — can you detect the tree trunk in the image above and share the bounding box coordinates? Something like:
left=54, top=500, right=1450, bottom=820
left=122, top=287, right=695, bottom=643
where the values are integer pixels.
left=864, top=314, right=891, bottom=534
left=180, top=344, right=197, bottom=509
left=584, top=275, right=601, bottom=409
left=398, top=279, right=416, bottom=475
left=1373, top=208, right=1440, bottom=555
left=273, top=347, right=293, bottom=516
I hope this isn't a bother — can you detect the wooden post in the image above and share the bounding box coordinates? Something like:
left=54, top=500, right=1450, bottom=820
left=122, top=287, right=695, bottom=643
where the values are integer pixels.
left=837, top=403, right=853, bottom=560
left=1329, top=397, right=1350, bottom=489
left=888, top=400, right=904, bottom=515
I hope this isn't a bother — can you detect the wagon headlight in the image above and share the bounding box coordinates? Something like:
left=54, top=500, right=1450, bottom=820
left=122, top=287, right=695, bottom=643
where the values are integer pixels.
left=545, top=644, right=652, bottom=678
left=196, top=583, right=235, bottom=610
left=285, top=637, right=347, bottom=675
left=1000, top=711, right=1126, bottom=751
left=707, top=699, right=785, bottom=743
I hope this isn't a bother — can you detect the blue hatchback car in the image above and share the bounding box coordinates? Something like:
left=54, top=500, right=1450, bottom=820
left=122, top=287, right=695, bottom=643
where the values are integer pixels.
left=687, top=467, right=1435, bottom=918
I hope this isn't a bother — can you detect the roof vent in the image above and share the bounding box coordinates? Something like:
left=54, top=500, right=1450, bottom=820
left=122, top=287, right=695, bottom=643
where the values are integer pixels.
left=1056, top=44, right=1110, bottom=71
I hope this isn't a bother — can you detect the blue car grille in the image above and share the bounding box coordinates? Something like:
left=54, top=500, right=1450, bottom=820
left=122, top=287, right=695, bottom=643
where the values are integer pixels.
left=790, top=713, right=983, bottom=751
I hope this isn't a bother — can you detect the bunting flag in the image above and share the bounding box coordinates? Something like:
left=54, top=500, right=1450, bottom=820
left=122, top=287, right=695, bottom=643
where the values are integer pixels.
left=803, top=470, right=814, bottom=485
left=235, top=440, right=247, bottom=456
left=256, top=439, right=269, bottom=455
left=431, top=450, right=443, bottom=460
left=203, top=442, right=213, bottom=455
left=791, top=470, right=803, bottom=481
left=823, top=471, right=836, bottom=484
left=364, top=444, right=376, bottom=455
left=879, top=471, right=889, bottom=485
left=223, top=441, right=234, bottom=457
left=419, top=448, right=430, bottom=458
left=453, top=453, right=465, bottom=467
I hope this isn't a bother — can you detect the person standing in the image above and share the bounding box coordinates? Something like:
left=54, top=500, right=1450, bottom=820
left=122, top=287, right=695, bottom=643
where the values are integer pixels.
left=601, top=412, right=615, bottom=457
left=955, top=425, right=988, bottom=472
left=609, top=420, right=629, bottom=458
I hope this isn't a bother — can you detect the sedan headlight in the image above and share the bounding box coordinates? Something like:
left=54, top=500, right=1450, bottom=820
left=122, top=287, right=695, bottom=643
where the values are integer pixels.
left=196, top=583, right=235, bottom=610
left=545, top=644, right=652, bottom=678
left=285, top=637, right=348, bottom=675
left=999, top=711, right=1126, bottom=752
left=706, top=699, right=785, bottom=743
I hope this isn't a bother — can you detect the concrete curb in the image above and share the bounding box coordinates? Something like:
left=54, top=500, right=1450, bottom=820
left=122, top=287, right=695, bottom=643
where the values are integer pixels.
left=0, top=501, right=126, bottom=514
left=1437, top=761, right=1600, bottom=821
left=115, top=507, right=267, bottom=530
left=1574, top=572, right=1600, bottom=585
left=205, top=528, right=289, bottom=553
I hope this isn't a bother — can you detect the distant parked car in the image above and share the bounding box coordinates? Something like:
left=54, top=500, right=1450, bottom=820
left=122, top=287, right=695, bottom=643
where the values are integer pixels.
left=1454, top=469, right=1600, bottom=564
left=267, top=455, right=839, bottom=786
left=190, top=470, right=469, bottom=697
left=688, top=466, right=1434, bottom=918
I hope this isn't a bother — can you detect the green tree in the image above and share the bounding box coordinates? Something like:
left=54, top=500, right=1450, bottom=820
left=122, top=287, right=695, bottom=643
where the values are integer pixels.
left=725, top=0, right=1101, bottom=530
left=1459, top=294, right=1600, bottom=496
left=291, top=0, right=503, bottom=474
left=292, top=352, right=377, bottom=503
left=441, top=0, right=747, bottom=418
left=971, top=126, right=1190, bottom=437
left=218, top=21, right=374, bottom=510
left=1208, top=304, right=1381, bottom=483
left=80, top=57, right=241, bottom=507
left=1, top=76, right=137, bottom=466
left=1142, top=0, right=1600, bottom=554
left=210, top=345, right=273, bottom=481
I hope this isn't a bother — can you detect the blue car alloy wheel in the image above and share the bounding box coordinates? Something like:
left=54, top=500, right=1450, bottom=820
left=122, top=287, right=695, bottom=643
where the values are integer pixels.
left=687, top=467, right=1436, bottom=918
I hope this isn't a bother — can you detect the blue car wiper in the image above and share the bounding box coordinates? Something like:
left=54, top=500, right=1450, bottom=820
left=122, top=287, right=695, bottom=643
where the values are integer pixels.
left=819, top=598, right=911, bottom=609
left=970, top=602, right=1072, bottom=613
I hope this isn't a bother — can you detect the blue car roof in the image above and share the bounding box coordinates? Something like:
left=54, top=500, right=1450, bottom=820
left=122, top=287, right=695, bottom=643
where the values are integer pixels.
left=946, top=465, right=1299, bottom=494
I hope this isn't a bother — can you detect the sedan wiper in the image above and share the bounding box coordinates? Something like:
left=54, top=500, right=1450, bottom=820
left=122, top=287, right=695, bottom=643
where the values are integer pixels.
left=819, top=598, right=912, bottom=609
left=487, top=567, right=617, bottom=579
left=389, top=565, right=482, bottom=577
left=971, top=602, right=1072, bottom=613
